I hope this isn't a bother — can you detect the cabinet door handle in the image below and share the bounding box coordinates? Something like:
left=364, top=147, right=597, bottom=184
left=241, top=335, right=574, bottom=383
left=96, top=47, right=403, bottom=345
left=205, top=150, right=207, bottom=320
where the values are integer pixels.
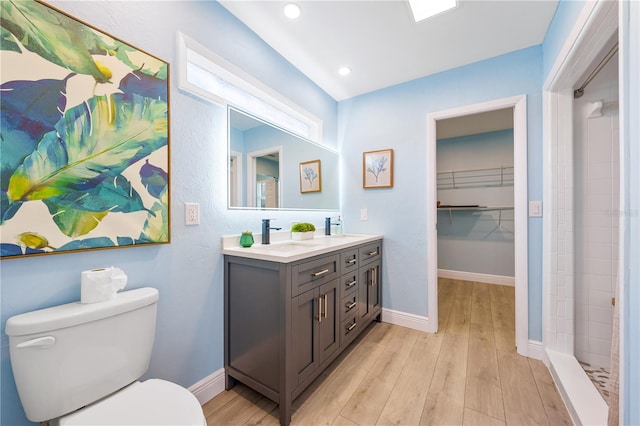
left=347, top=259, right=357, bottom=265
left=324, top=294, right=328, bottom=319
left=345, top=301, right=356, bottom=311
left=367, top=250, right=378, bottom=256
left=312, top=268, right=329, bottom=277
left=346, top=322, right=357, bottom=332
left=345, top=279, right=357, bottom=288
left=369, top=268, right=376, bottom=286
left=318, top=296, right=323, bottom=322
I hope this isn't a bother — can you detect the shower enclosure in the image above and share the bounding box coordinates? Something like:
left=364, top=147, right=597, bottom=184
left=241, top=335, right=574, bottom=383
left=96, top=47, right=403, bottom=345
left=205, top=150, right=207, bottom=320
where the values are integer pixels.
left=573, top=49, right=619, bottom=403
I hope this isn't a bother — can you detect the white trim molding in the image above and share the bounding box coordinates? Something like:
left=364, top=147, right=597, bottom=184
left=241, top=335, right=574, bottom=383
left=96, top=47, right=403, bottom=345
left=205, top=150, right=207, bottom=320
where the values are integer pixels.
left=438, top=269, right=515, bottom=286
left=381, top=308, right=431, bottom=333
left=188, top=368, right=226, bottom=405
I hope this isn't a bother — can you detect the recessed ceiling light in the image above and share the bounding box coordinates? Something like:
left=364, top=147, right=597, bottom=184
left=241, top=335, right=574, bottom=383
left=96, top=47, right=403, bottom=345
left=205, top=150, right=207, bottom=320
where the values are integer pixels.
left=283, top=3, right=301, bottom=19
left=408, top=0, right=457, bottom=22
left=338, top=67, right=351, bottom=76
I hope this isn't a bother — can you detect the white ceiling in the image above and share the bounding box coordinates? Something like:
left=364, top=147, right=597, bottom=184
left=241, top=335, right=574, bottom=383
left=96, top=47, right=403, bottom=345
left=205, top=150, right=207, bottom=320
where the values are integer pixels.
left=219, top=0, right=559, bottom=101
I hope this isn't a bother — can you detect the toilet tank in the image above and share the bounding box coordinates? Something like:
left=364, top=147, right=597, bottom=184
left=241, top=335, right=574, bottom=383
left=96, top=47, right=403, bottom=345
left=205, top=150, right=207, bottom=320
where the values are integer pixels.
left=5, top=287, right=159, bottom=422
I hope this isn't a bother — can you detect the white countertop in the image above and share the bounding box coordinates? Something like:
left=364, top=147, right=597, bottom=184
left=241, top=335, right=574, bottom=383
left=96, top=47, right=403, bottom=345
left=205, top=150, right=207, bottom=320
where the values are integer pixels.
left=221, top=233, right=382, bottom=263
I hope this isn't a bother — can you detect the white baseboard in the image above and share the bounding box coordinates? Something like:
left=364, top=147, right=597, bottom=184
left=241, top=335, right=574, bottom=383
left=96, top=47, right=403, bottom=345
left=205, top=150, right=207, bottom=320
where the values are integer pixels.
left=527, top=340, right=544, bottom=360
left=381, top=308, right=432, bottom=333
left=188, top=367, right=225, bottom=405
left=438, top=269, right=515, bottom=286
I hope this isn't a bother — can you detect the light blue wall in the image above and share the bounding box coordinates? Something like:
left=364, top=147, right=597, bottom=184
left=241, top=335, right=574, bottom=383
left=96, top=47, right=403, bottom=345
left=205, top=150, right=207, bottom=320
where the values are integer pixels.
left=338, top=46, right=543, bottom=333
left=541, top=0, right=588, bottom=79
left=0, top=2, right=337, bottom=425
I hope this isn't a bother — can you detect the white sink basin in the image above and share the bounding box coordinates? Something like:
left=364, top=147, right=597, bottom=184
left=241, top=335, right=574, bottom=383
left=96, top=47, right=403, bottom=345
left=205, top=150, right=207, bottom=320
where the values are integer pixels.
left=250, top=241, right=323, bottom=253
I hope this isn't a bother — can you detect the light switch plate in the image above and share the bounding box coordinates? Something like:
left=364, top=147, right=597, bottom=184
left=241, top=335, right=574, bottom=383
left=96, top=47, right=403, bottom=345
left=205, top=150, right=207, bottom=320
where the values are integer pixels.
left=360, top=208, right=368, bottom=221
left=529, top=200, right=542, bottom=217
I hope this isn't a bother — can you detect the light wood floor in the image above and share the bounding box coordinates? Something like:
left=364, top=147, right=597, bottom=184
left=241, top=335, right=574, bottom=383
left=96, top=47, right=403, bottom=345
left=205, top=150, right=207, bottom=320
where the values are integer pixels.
left=204, top=279, right=572, bottom=425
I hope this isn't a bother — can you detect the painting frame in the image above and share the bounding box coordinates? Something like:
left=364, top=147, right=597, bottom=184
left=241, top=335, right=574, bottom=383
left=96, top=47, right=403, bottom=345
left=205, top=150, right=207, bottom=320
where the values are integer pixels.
left=363, top=149, right=394, bottom=189
left=0, top=0, right=170, bottom=259
left=299, top=160, right=322, bottom=193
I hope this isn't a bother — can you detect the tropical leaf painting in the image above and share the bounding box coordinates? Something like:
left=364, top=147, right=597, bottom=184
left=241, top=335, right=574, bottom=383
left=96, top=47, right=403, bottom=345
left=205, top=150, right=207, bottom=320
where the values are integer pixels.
left=0, top=0, right=170, bottom=258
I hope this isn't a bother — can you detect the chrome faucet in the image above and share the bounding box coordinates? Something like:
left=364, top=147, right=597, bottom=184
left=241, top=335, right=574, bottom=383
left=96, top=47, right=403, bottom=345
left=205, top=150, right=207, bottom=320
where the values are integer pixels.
left=325, top=217, right=339, bottom=235
left=261, top=219, right=282, bottom=245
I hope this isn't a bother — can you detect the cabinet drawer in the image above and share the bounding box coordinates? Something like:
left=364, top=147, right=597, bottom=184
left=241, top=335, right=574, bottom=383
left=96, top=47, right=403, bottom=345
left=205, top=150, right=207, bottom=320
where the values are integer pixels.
left=340, top=272, right=358, bottom=297
left=339, top=248, right=359, bottom=275
left=292, top=254, right=339, bottom=297
left=341, top=293, right=358, bottom=317
left=341, top=315, right=358, bottom=344
left=359, top=241, right=381, bottom=266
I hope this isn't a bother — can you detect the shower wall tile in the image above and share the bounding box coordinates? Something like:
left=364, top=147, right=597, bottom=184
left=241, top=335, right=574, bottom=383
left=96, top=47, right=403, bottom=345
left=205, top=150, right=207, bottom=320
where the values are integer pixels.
left=589, top=337, right=612, bottom=356
left=586, top=273, right=614, bottom=292
left=587, top=226, right=613, bottom=244
left=590, top=322, right=613, bottom=341
left=589, top=353, right=611, bottom=369
left=589, top=289, right=613, bottom=308
left=589, top=306, right=613, bottom=325
left=587, top=243, right=614, bottom=260
left=584, top=258, right=612, bottom=276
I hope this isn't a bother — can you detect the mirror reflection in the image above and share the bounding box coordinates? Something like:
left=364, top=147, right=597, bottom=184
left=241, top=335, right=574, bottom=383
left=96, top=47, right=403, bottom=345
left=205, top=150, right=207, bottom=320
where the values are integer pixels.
left=228, top=107, right=339, bottom=210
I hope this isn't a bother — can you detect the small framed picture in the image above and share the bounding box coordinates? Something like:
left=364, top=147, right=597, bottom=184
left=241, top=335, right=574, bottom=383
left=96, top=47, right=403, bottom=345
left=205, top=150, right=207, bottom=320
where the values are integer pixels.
left=299, top=159, right=322, bottom=193
left=363, top=149, right=393, bottom=188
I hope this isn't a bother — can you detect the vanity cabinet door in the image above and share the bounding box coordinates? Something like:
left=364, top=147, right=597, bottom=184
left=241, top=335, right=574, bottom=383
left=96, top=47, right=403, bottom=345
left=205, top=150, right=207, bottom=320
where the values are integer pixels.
left=292, top=279, right=339, bottom=387
left=318, top=280, right=339, bottom=362
left=358, top=259, right=382, bottom=323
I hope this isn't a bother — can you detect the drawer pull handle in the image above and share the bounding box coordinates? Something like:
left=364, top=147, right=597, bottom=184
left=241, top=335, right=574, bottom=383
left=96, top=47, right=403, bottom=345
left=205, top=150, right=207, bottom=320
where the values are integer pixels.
left=345, top=301, right=357, bottom=311
left=367, top=250, right=378, bottom=256
left=346, top=322, right=357, bottom=332
left=345, top=279, right=357, bottom=287
left=347, top=259, right=357, bottom=265
left=312, top=268, right=329, bottom=277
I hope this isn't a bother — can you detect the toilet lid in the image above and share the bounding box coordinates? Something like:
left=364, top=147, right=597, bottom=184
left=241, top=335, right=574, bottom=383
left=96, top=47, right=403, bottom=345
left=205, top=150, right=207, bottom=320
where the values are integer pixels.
left=60, top=379, right=206, bottom=426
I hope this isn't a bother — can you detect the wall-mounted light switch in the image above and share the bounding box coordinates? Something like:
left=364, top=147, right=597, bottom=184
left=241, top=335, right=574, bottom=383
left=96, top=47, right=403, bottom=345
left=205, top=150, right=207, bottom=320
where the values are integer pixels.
left=360, top=208, right=368, bottom=221
left=185, top=203, right=200, bottom=225
left=529, top=200, right=542, bottom=217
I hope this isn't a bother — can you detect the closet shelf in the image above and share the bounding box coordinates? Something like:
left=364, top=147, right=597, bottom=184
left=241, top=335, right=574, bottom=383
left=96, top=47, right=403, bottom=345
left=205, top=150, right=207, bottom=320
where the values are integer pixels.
left=437, top=206, right=514, bottom=225
left=437, top=206, right=514, bottom=211
left=437, top=166, right=514, bottom=190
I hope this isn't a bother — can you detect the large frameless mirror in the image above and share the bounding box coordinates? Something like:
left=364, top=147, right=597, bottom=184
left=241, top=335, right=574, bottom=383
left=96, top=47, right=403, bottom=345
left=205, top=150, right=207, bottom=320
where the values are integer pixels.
left=228, top=107, right=339, bottom=211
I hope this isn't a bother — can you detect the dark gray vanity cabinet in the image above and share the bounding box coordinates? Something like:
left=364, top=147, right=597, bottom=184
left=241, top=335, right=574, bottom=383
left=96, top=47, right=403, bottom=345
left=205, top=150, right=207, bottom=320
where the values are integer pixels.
left=224, top=238, right=382, bottom=426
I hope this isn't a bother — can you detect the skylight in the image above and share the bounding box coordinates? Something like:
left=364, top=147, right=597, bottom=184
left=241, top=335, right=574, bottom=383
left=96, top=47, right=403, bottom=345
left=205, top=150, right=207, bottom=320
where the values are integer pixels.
left=408, top=0, right=457, bottom=22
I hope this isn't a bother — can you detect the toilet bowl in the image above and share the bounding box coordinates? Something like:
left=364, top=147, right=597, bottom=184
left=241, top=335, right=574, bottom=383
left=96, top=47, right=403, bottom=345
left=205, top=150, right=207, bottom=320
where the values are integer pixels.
left=5, top=287, right=206, bottom=425
left=57, top=379, right=205, bottom=426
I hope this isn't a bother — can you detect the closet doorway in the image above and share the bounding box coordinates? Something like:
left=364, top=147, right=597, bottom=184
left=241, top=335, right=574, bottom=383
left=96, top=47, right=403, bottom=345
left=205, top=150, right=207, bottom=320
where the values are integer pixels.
left=426, top=95, right=529, bottom=357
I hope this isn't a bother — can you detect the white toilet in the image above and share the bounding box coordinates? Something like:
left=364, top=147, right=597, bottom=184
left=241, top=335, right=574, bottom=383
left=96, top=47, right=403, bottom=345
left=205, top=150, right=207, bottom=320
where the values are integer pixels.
left=5, top=287, right=206, bottom=425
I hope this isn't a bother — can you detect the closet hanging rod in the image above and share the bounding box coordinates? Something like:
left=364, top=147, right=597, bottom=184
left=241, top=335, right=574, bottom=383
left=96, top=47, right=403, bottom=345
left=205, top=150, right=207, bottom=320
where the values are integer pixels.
left=574, top=42, right=618, bottom=99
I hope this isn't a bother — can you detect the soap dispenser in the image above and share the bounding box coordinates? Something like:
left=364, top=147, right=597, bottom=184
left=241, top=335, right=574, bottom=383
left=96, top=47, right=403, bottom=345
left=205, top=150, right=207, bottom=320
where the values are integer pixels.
left=335, top=216, right=343, bottom=235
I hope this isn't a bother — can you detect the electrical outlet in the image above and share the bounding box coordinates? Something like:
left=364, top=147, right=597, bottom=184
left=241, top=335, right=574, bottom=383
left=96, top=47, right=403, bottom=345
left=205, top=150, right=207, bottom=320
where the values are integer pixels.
left=360, top=208, right=368, bottom=221
left=185, top=203, right=200, bottom=225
